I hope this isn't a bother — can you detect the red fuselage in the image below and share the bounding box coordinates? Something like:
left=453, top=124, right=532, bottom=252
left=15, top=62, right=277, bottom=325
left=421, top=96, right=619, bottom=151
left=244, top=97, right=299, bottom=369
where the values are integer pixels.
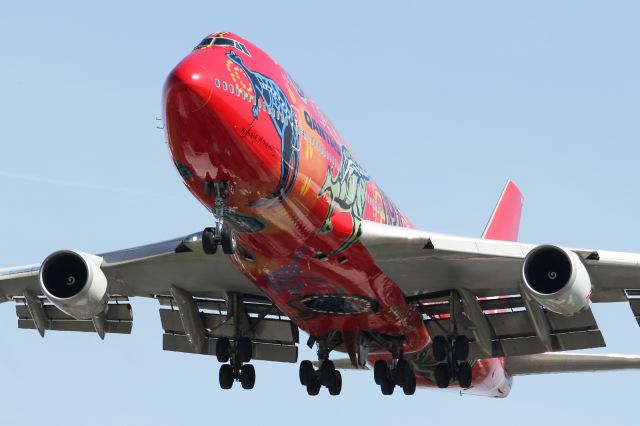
left=163, top=32, right=512, bottom=397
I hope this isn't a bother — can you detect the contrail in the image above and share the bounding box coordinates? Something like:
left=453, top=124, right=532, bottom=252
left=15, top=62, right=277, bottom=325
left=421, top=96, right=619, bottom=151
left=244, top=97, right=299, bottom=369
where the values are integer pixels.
left=0, top=170, right=183, bottom=200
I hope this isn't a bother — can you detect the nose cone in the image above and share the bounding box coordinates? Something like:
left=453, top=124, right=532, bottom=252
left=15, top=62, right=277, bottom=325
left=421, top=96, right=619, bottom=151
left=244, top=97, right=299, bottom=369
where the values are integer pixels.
left=164, top=54, right=214, bottom=114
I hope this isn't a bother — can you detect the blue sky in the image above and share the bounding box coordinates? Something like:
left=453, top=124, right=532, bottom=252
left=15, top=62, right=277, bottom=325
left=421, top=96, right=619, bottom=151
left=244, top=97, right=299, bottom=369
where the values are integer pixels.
left=1, top=1, right=640, bottom=424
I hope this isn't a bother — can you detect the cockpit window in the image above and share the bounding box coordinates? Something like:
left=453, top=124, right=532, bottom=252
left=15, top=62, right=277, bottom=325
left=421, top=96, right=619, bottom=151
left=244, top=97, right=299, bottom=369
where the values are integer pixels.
left=195, top=38, right=214, bottom=49
left=212, top=38, right=235, bottom=47
left=194, top=36, right=251, bottom=56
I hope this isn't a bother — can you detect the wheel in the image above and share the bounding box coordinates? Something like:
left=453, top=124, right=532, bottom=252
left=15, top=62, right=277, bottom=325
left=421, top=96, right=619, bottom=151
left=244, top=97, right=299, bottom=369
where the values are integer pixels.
left=216, top=337, right=231, bottom=363
left=374, top=360, right=389, bottom=385
left=221, top=226, right=236, bottom=255
left=306, top=380, right=321, bottom=396
left=319, top=360, right=335, bottom=387
left=328, top=370, right=342, bottom=395
left=237, top=337, right=252, bottom=363
left=240, top=364, right=256, bottom=389
left=434, top=363, right=450, bottom=389
left=402, top=370, right=416, bottom=395
left=457, top=361, right=472, bottom=388
left=380, top=379, right=395, bottom=395
left=202, top=227, right=218, bottom=255
left=299, top=360, right=315, bottom=386
left=394, top=359, right=412, bottom=386
left=219, top=364, right=234, bottom=389
left=433, top=335, right=447, bottom=362
left=454, top=335, right=470, bottom=361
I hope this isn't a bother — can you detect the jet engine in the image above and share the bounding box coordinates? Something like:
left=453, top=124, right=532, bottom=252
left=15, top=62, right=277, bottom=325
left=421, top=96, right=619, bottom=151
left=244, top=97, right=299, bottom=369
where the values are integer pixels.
left=39, top=250, right=109, bottom=319
left=521, top=245, right=591, bottom=316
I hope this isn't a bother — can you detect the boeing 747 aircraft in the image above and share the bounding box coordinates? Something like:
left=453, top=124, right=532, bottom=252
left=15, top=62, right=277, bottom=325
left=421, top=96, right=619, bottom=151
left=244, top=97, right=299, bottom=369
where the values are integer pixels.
left=3, top=32, right=640, bottom=397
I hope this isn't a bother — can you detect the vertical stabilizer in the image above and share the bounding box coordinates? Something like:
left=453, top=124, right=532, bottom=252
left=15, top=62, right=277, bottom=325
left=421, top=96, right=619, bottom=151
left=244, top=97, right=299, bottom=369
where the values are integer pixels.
left=482, top=180, right=523, bottom=242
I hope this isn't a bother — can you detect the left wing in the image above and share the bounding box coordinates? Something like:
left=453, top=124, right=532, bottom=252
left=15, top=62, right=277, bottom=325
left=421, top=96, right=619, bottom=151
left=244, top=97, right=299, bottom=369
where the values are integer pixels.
left=359, top=220, right=640, bottom=359
left=0, top=232, right=298, bottom=363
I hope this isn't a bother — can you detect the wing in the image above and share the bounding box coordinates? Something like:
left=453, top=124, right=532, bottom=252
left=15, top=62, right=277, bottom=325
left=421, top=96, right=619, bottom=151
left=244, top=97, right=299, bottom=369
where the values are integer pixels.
left=0, top=232, right=258, bottom=301
left=360, top=220, right=640, bottom=359
left=0, top=232, right=298, bottom=363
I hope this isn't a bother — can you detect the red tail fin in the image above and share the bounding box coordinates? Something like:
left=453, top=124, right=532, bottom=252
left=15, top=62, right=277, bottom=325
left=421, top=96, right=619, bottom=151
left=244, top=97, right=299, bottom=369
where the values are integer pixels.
left=482, top=180, right=523, bottom=242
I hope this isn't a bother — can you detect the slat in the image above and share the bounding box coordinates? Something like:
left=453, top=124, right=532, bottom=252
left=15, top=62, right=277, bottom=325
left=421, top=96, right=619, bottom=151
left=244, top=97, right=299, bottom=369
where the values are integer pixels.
left=159, top=309, right=297, bottom=344
left=19, top=319, right=132, bottom=334
left=162, top=334, right=298, bottom=363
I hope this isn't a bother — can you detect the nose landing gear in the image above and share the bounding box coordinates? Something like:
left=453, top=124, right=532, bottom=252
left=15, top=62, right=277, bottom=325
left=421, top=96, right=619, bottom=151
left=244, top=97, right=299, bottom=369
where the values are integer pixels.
left=202, top=181, right=236, bottom=255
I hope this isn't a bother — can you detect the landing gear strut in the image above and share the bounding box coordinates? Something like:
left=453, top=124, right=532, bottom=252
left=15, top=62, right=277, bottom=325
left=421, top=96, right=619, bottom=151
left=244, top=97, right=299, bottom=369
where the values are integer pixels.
left=432, top=291, right=473, bottom=389
left=202, top=181, right=236, bottom=255
left=299, top=333, right=343, bottom=396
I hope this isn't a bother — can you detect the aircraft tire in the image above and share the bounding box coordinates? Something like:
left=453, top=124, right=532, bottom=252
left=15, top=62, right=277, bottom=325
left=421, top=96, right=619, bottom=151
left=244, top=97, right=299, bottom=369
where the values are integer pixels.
left=454, top=335, right=470, bottom=361
left=240, top=364, right=256, bottom=389
left=299, top=360, right=315, bottom=386
left=435, top=363, right=450, bottom=389
left=306, top=380, right=321, bottom=396
left=202, top=228, right=218, bottom=255
left=319, top=360, right=336, bottom=387
left=380, top=379, right=395, bottom=395
left=433, top=335, right=447, bottom=362
left=221, top=227, right=236, bottom=255
left=394, top=359, right=411, bottom=386
left=328, top=370, right=342, bottom=396
left=219, top=364, right=234, bottom=389
left=457, top=362, right=472, bottom=389
left=216, top=337, right=231, bottom=363
left=374, top=360, right=389, bottom=385
left=402, top=370, right=416, bottom=395
left=237, top=337, right=252, bottom=363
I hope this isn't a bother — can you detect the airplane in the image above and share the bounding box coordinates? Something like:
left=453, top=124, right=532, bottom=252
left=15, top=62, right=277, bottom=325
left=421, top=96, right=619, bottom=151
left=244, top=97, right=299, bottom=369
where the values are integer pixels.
left=3, top=31, right=640, bottom=397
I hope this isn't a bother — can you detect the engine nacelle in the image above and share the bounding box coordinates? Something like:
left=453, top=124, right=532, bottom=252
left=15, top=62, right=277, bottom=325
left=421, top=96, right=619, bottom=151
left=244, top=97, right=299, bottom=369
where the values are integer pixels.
left=39, top=250, right=109, bottom=320
left=521, top=245, right=591, bottom=316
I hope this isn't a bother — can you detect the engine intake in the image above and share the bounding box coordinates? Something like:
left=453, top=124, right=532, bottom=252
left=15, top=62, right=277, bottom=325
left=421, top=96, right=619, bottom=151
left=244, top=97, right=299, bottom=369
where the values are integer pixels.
left=39, top=250, right=109, bottom=320
left=522, top=245, right=591, bottom=316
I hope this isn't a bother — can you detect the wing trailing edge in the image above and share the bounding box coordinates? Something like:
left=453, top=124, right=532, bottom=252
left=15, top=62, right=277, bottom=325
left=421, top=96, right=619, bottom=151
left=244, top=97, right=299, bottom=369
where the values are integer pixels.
left=506, top=353, right=640, bottom=376
left=482, top=180, right=523, bottom=242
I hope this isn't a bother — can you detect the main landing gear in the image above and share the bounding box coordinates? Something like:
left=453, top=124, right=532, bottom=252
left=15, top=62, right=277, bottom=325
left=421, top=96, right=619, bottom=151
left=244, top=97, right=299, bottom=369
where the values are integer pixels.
left=431, top=291, right=473, bottom=389
left=372, top=341, right=417, bottom=396
left=202, top=181, right=236, bottom=255
left=299, top=334, right=343, bottom=396
left=216, top=336, right=256, bottom=390
left=432, top=335, right=472, bottom=389
left=215, top=293, right=256, bottom=390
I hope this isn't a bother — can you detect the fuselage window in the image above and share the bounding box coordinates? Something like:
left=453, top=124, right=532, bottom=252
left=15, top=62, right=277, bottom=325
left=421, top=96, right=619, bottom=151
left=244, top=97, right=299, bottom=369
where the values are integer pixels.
left=222, top=81, right=228, bottom=91
left=215, top=79, right=221, bottom=88
left=229, top=85, right=234, bottom=94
